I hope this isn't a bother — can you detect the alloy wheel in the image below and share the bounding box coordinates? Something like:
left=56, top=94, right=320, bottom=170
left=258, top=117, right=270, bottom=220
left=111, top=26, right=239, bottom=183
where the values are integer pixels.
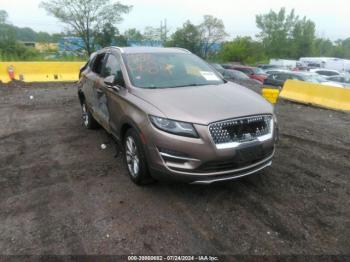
left=125, top=136, right=140, bottom=177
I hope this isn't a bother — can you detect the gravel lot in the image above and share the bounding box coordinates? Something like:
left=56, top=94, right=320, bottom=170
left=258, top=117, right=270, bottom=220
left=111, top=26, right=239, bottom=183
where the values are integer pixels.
left=0, top=83, right=349, bottom=256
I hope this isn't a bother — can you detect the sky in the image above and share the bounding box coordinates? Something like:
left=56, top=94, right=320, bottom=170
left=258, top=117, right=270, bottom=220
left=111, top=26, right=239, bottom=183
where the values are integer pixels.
left=0, top=0, right=349, bottom=40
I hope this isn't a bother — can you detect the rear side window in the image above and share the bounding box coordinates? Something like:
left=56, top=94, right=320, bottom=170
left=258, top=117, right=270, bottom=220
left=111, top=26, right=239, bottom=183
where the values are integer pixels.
left=275, top=74, right=288, bottom=81
left=235, top=68, right=251, bottom=74
left=318, top=70, right=339, bottom=76
left=92, top=53, right=106, bottom=75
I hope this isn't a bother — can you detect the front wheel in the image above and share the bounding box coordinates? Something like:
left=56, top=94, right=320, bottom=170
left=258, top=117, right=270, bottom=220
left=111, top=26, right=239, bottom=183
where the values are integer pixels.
left=124, top=129, right=154, bottom=185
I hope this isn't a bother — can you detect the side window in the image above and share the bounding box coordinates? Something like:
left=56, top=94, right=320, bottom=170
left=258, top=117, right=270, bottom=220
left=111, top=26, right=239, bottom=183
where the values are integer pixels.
left=236, top=68, right=250, bottom=74
left=92, top=53, right=106, bottom=75
left=88, top=53, right=97, bottom=69
left=269, top=74, right=277, bottom=80
left=275, top=74, right=288, bottom=81
left=289, top=75, right=299, bottom=80
left=102, top=54, right=125, bottom=87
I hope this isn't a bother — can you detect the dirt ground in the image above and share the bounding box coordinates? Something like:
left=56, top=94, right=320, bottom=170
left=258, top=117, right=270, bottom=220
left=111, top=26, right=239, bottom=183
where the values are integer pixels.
left=0, top=82, right=349, bottom=256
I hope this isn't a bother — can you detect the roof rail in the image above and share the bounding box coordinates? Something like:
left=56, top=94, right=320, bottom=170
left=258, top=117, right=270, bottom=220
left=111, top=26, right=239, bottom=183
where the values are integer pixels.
left=172, top=47, right=191, bottom=54
left=110, top=46, right=124, bottom=53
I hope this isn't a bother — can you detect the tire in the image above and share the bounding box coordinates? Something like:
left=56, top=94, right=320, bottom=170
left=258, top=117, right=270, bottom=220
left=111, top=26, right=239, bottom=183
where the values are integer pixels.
left=124, top=129, right=155, bottom=185
left=81, top=102, right=98, bottom=129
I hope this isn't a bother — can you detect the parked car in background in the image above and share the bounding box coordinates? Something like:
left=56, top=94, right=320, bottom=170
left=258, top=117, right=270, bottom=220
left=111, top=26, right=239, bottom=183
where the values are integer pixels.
left=326, top=75, right=350, bottom=87
left=221, top=69, right=262, bottom=93
left=222, top=65, right=267, bottom=83
left=264, top=69, right=290, bottom=75
left=264, top=71, right=343, bottom=88
left=309, top=69, right=340, bottom=77
left=210, top=63, right=225, bottom=74
left=78, top=47, right=278, bottom=185
left=257, top=64, right=284, bottom=71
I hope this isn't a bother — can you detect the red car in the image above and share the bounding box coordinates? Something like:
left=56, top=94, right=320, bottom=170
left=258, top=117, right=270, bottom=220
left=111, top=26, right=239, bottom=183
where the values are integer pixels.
left=222, top=65, right=267, bottom=83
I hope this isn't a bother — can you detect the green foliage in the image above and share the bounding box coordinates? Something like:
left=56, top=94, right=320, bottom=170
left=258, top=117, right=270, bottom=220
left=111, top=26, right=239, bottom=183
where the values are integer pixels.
left=217, top=37, right=268, bottom=65
left=256, top=8, right=298, bottom=58
left=124, top=28, right=144, bottom=41
left=313, top=38, right=334, bottom=57
left=256, top=8, right=316, bottom=59
left=166, top=15, right=227, bottom=58
left=40, top=0, right=132, bottom=54
left=0, top=16, right=41, bottom=61
left=332, top=38, right=350, bottom=58
left=95, top=23, right=119, bottom=48
left=199, top=15, right=228, bottom=58
left=166, top=21, right=202, bottom=55
left=0, top=10, right=8, bottom=24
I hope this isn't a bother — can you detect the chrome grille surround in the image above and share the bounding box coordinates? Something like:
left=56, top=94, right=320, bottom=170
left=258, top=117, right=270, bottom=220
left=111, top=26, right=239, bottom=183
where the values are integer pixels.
left=209, top=115, right=274, bottom=149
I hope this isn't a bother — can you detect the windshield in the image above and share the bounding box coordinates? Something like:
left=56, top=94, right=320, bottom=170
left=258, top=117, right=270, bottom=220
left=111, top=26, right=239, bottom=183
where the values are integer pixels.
left=123, top=53, right=224, bottom=89
left=300, top=74, right=327, bottom=83
left=225, top=69, right=250, bottom=79
left=252, top=68, right=266, bottom=75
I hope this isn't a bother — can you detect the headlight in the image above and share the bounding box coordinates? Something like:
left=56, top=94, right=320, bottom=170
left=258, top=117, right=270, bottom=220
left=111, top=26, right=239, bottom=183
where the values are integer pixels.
left=149, top=115, right=199, bottom=138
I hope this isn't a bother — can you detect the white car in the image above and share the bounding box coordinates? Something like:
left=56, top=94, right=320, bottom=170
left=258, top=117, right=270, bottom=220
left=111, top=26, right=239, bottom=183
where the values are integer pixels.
left=309, top=69, right=340, bottom=77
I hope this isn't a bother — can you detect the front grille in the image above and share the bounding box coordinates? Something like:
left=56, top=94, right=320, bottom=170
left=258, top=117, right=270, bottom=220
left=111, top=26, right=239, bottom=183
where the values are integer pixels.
left=209, top=115, right=272, bottom=145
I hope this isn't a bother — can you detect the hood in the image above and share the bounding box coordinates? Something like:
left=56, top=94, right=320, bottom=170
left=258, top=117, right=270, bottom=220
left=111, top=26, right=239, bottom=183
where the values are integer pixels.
left=130, top=82, right=274, bottom=125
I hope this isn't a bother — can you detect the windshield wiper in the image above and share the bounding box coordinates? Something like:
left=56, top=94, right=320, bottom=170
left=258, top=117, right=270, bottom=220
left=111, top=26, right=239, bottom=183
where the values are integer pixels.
left=170, top=83, right=209, bottom=88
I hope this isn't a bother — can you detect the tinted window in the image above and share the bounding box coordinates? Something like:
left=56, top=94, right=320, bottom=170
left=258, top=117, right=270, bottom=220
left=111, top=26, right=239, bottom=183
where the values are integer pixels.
left=223, top=69, right=249, bottom=79
left=328, top=76, right=342, bottom=81
left=235, top=68, right=252, bottom=74
left=92, top=53, right=106, bottom=75
left=275, top=74, right=289, bottom=81
left=252, top=68, right=265, bottom=75
left=289, top=74, right=301, bottom=80
left=102, top=54, right=125, bottom=86
left=318, top=71, right=339, bottom=76
left=102, top=55, right=119, bottom=76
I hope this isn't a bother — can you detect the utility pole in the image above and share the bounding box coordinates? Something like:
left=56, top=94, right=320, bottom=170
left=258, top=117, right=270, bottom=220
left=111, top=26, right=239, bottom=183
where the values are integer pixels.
left=160, top=19, right=168, bottom=42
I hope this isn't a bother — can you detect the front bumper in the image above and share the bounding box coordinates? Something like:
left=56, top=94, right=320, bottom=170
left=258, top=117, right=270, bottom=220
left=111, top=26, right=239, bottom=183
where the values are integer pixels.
left=142, top=118, right=278, bottom=184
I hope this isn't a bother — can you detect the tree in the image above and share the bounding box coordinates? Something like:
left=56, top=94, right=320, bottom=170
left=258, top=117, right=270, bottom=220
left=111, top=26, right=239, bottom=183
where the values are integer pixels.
left=313, top=38, right=334, bottom=57
left=94, top=22, right=118, bottom=47
left=0, top=10, right=8, bottom=24
left=40, top=0, right=132, bottom=54
left=166, top=21, right=202, bottom=55
left=124, top=28, right=143, bottom=41
left=333, top=38, right=350, bottom=58
left=218, top=37, right=267, bottom=65
left=290, top=17, right=316, bottom=58
left=15, top=27, right=37, bottom=42
left=199, top=15, right=228, bottom=58
left=256, top=8, right=298, bottom=58
left=36, top=31, right=52, bottom=43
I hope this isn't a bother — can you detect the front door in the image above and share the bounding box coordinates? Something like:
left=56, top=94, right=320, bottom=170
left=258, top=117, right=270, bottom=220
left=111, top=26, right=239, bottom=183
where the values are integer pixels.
left=101, top=53, right=127, bottom=140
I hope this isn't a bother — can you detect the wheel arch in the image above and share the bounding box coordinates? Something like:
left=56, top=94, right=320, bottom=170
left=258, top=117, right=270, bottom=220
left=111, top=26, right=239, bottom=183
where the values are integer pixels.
left=78, top=90, right=85, bottom=105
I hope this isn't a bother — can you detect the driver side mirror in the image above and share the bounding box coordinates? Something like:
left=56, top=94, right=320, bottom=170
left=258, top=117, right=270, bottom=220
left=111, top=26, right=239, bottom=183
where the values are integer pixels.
left=104, top=75, right=120, bottom=92
left=104, top=75, right=115, bottom=86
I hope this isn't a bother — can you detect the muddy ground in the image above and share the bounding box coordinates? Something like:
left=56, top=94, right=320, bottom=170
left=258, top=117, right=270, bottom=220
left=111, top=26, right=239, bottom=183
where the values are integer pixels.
left=0, top=83, right=349, bottom=256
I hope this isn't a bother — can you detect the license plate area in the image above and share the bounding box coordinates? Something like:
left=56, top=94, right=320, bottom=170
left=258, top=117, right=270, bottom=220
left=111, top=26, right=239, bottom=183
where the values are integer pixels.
left=236, top=145, right=264, bottom=164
